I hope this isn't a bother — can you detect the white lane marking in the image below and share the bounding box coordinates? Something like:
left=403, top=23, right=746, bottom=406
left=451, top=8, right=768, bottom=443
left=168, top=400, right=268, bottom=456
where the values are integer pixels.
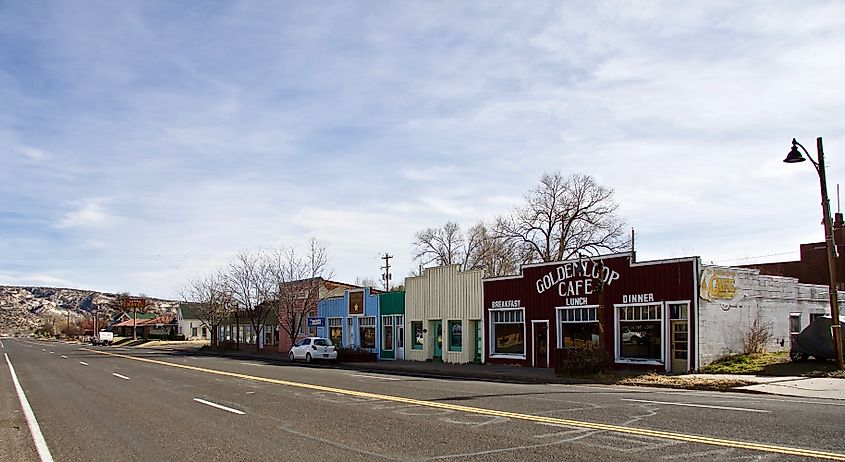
left=622, top=398, right=771, bottom=413
left=0, top=340, right=5, bottom=348
left=193, top=398, right=245, bottom=415
left=112, top=373, right=131, bottom=380
left=4, top=353, right=55, bottom=462
left=240, top=362, right=264, bottom=367
left=645, top=389, right=845, bottom=407
left=79, top=362, right=88, bottom=366
left=346, top=373, right=402, bottom=381
left=60, top=356, right=68, bottom=359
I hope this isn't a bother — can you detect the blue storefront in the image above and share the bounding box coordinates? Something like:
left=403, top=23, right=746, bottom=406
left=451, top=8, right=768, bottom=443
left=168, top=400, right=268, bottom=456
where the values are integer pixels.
left=316, top=287, right=381, bottom=357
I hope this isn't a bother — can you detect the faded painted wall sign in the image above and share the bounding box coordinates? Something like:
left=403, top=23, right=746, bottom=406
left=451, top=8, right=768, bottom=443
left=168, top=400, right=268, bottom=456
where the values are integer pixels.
left=700, top=268, right=739, bottom=301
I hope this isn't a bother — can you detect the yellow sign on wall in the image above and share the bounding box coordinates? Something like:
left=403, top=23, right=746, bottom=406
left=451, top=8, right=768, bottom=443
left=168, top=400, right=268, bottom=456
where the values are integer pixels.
left=700, top=268, right=738, bottom=301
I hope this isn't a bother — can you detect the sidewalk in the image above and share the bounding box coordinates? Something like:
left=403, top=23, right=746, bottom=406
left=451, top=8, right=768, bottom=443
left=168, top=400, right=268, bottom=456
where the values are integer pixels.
left=127, top=342, right=845, bottom=400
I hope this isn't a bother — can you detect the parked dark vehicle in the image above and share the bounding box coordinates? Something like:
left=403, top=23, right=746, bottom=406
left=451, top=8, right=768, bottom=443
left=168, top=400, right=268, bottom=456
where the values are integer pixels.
left=790, top=315, right=845, bottom=362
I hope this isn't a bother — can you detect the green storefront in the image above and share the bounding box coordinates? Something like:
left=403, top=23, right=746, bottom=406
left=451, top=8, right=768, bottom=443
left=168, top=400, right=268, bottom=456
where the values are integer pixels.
left=379, top=291, right=405, bottom=360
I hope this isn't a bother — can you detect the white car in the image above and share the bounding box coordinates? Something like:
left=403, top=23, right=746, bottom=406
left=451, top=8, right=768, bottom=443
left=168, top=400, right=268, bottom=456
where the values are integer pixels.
left=289, top=336, right=337, bottom=363
left=621, top=326, right=646, bottom=344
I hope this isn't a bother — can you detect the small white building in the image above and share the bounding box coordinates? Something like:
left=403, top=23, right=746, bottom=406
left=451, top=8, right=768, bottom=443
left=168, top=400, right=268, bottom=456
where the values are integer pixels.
left=697, top=265, right=840, bottom=366
left=404, top=265, right=484, bottom=364
left=177, top=303, right=209, bottom=341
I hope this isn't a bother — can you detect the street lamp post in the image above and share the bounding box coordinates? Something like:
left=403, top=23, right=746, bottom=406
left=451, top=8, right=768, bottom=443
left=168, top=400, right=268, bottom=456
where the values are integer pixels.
left=784, top=137, right=844, bottom=370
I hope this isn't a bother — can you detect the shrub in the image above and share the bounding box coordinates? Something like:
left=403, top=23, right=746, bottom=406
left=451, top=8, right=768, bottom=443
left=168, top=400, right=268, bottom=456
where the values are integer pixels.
left=742, top=309, right=773, bottom=354
left=557, top=344, right=610, bottom=375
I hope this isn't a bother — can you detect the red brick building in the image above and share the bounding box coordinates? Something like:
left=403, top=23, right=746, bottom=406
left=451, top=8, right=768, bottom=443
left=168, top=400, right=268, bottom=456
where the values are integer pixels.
left=276, top=278, right=360, bottom=353
left=743, top=213, right=845, bottom=288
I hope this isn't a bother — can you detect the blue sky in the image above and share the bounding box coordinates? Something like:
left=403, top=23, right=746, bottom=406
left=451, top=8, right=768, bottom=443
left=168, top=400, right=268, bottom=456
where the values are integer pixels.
left=2, top=1, right=844, bottom=298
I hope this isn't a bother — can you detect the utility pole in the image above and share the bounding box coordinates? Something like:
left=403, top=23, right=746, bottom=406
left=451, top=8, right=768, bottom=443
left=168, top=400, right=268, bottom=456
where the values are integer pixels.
left=381, top=253, right=393, bottom=291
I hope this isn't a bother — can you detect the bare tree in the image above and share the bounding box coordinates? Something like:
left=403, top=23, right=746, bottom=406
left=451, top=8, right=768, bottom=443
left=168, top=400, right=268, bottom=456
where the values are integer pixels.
left=271, top=238, right=332, bottom=349
left=413, top=222, right=464, bottom=267
left=496, top=172, right=628, bottom=263
left=225, top=250, right=276, bottom=352
left=413, top=221, right=518, bottom=277
left=180, top=270, right=232, bottom=349
left=465, top=222, right=521, bottom=277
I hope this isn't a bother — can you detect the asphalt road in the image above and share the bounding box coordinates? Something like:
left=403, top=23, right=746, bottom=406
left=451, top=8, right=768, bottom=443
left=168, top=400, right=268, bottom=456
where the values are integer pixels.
left=1, top=337, right=843, bottom=461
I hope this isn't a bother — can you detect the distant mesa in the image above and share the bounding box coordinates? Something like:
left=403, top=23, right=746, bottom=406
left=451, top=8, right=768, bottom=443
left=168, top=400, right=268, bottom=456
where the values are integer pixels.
left=0, top=285, right=178, bottom=334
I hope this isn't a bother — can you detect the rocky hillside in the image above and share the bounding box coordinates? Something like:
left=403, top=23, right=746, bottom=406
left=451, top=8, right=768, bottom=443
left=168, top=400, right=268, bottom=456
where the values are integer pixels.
left=0, top=286, right=178, bottom=334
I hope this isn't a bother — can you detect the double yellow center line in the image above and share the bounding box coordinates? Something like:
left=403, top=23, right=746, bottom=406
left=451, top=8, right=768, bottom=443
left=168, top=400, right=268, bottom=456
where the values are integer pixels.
left=86, top=348, right=844, bottom=461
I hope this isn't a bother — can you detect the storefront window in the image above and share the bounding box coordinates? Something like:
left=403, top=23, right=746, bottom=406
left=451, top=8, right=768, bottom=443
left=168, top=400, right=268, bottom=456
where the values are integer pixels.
left=617, top=304, right=662, bottom=360
left=359, top=316, right=376, bottom=349
left=328, top=317, right=343, bottom=346
left=411, top=321, right=423, bottom=350
left=491, top=309, right=525, bottom=356
left=382, top=315, right=394, bottom=351
left=448, top=320, right=462, bottom=352
left=558, top=307, right=600, bottom=348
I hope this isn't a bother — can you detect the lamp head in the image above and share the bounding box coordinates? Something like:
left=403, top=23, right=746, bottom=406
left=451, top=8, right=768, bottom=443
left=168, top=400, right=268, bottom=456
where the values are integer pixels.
left=783, top=139, right=806, bottom=163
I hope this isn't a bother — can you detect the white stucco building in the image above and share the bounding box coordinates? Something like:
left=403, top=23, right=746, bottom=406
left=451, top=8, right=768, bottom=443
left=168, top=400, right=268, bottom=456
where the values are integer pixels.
left=697, top=265, right=840, bottom=366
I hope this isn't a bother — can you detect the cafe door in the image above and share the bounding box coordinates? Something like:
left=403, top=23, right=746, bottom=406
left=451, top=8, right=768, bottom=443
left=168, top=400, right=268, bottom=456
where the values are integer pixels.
left=532, top=321, right=549, bottom=368
left=670, top=321, right=688, bottom=372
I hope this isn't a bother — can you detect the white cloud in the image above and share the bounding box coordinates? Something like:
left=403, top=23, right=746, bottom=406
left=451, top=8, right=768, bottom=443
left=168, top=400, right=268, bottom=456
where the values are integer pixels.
left=2, top=1, right=844, bottom=297
left=0, top=273, right=74, bottom=287
left=56, top=198, right=113, bottom=229
left=21, top=146, right=46, bottom=160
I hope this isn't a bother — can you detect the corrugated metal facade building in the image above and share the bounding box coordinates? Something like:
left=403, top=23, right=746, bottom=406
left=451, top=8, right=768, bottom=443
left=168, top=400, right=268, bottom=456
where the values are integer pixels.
left=379, top=291, right=405, bottom=360
left=316, top=287, right=381, bottom=356
left=483, top=253, right=699, bottom=372
left=404, top=265, right=484, bottom=364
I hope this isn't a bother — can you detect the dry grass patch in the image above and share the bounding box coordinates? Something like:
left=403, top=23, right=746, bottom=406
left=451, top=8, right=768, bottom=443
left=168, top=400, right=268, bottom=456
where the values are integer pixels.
left=617, top=373, right=755, bottom=391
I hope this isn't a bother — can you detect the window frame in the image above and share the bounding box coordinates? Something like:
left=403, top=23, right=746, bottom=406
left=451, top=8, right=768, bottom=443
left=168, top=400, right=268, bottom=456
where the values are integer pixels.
left=614, top=302, right=665, bottom=365
left=448, top=320, right=462, bottom=352
left=358, top=316, right=377, bottom=350
left=556, top=305, right=600, bottom=349
left=382, top=315, right=394, bottom=351
left=489, top=307, right=526, bottom=359
left=789, top=312, right=802, bottom=335
left=411, top=321, right=423, bottom=350
left=328, top=317, right=343, bottom=347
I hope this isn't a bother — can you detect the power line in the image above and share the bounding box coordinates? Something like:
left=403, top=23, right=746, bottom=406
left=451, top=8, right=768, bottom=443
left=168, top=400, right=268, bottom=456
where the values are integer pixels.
left=713, top=251, right=799, bottom=264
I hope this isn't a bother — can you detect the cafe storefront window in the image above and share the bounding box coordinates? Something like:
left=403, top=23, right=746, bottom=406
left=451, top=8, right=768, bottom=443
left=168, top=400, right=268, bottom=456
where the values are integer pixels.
left=557, top=306, right=600, bottom=348
left=359, top=316, right=376, bottom=349
left=616, top=303, right=662, bottom=362
left=328, top=317, right=343, bottom=346
left=490, top=309, right=525, bottom=357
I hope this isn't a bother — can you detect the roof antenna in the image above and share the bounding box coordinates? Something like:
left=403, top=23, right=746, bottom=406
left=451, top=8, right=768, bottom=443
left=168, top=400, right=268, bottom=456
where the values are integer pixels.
left=838, top=184, right=841, bottom=214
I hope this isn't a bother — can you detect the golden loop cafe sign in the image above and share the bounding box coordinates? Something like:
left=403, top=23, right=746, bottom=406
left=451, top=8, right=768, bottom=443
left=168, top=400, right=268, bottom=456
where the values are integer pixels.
left=700, top=268, right=738, bottom=301
left=535, top=260, right=620, bottom=297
